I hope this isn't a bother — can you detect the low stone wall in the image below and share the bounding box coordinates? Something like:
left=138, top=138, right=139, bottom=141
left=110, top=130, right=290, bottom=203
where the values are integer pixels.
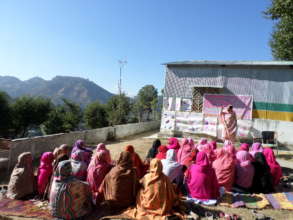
left=5, top=121, right=160, bottom=170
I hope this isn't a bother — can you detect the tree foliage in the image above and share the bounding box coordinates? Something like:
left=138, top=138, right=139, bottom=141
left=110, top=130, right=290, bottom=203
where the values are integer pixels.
left=84, top=101, right=108, bottom=129
left=106, top=94, right=131, bottom=125
left=44, top=99, right=82, bottom=134
left=11, top=96, right=52, bottom=137
left=265, top=0, right=293, bottom=60
left=0, top=92, right=12, bottom=137
left=135, top=85, right=158, bottom=121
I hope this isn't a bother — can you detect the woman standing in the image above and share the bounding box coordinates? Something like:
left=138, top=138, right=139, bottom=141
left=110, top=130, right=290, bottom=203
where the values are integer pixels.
left=220, top=105, right=237, bottom=143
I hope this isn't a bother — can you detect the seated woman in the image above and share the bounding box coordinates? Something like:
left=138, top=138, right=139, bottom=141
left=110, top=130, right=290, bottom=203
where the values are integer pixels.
left=209, top=141, right=217, bottom=150
left=125, top=145, right=145, bottom=179
left=102, top=151, right=138, bottom=210
left=251, top=152, right=274, bottom=193
left=156, top=145, right=168, bottom=160
left=167, top=137, right=180, bottom=151
left=125, top=159, right=179, bottom=219
left=71, top=139, right=92, bottom=166
left=87, top=151, right=113, bottom=204
left=234, top=151, right=254, bottom=192
left=196, top=138, right=210, bottom=152
left=212, top=149, right=235, bottom=192
left=37, top=152, right=54, bottom=197
left=161, top=149, right=183, bottom=184
left=53, top=144, right=70, bottom=171
left=186, top=152, right=219, bottom=201
left=146, top=139, right=161, bottom=159
left=177, top=138, right=192, bottom=165
left=263, top=148, right=282, bottom=187
left=96, top=143, right=112, bottom=164
left=249, top=142, right=263, bottom=158
left=7, top=152, right=35, bottom=199
left=71, top=150, right=88, bottom=181
left=49, top=160, right=92, bottom=219
left=239, top=143, right=250, bottom=152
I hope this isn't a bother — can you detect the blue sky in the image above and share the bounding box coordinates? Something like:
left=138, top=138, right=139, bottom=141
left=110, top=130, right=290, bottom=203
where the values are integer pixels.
left=0, top=0, right=274, bottom=96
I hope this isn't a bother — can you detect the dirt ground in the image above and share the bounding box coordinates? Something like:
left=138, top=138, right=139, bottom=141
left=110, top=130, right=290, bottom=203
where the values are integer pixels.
left=1, top=131, right=293, bottom=220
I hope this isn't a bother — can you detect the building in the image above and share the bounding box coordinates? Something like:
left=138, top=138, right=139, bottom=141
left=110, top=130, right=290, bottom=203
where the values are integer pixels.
left=160, top=60, right=293, bottom=146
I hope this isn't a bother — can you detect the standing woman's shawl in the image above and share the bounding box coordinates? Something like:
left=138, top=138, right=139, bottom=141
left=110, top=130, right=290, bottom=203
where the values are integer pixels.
left=7, top=152, right=35, bottom=199
left=212, top=149, right=235, bottom=191
left=263, top=148, right=282, bottom=186
left=177, top=138, right=192, bottom=165
left=250, top=142, right=263, bottom=158
left=146, top=139, right=161, bottom=159
left=71, top=140, right=92, bottom=165
left=71, top=150, right=88, bottom=181
left=251, top=153, right=274, bottom=194
left=125, top=145, right=145, bottom=179
left=220, top=105, right=237, bottom=143
left=37, top=152, right=54, bottom=196
left=103, top=151, right=138, bottom=209
left=186, top=152, right=219, bottom=200
left=167, top=137, right=180, bottom=150
left=96, top=143, right=111, bottom=164
left=49, top=160, right=92, bottom=219
left=125, top=159, right=179, bottom=219
left=235, top=151, right=254, bottom=189
left=161, top=149, right=183, bottom=183
left=156, top=145, right=168, bottom=160
left=87, top=151, right=112, bottom=203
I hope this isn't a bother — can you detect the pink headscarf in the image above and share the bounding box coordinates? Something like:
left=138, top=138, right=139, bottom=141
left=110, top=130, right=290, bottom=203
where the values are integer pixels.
left=37, top=152, right=54, bottom=195
left=87, top=151, right=112, bottom=202
left=177, top=138, right=192, bottom=164
left=186, top=152, right=219, bottom=200
left=250, top=142, right=263, bottom=158
left=167, top=137, right=180, bottom=150
left=212, top=149, right=235, bottom=191
left=240, top=143, right=250, bottom=152
left=96, top=143, right=111, bottom=164
left=197, top=138, right=209, bottom=152
left=209, top=141, right=217, bottom=150
left=263, top=148, right=282, bottom=186
left=188, top=138, right=195, bottom=150
left=235, top=151, right=255, bottom=189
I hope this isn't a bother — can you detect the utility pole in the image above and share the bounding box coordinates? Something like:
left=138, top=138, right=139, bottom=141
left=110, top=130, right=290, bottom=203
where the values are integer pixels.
left=118, top=59, right=127, bottom=95
left=117, top=59, right=127, bottom=124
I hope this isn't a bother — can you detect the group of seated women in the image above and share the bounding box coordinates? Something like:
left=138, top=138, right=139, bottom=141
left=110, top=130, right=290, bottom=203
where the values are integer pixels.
left=5, top=137, right=283, bottom=219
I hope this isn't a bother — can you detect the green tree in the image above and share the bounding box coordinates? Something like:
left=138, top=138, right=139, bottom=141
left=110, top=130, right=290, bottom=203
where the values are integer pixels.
left=135, top=85, right=158, bottom=121
left=84, top=101, right=108, bottom=129
left=265, top=0, right=293, bottom=60
left=0, top=91, right=12, bottom=137
left=44, top=99, right=83, bottom=134
left=12, top=96, right=53, bottom=137
left=106, top=93, right=131, bottom=125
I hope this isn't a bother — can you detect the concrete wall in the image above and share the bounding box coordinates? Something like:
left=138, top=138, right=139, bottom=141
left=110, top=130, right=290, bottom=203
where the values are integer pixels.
left=5, top=121, right=160, bottom=170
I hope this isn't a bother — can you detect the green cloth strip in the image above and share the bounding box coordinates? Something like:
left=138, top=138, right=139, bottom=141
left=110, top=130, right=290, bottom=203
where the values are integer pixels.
left=253, top=102, right=293, bottom=112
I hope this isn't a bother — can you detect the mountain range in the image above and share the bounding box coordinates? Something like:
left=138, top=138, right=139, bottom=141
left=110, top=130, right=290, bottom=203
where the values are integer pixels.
left=0, top=75, right=114, bottom=106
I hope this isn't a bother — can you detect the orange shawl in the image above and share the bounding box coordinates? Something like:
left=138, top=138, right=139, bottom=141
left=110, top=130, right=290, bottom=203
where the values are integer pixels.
left=125, top=159, right=179, bottom=220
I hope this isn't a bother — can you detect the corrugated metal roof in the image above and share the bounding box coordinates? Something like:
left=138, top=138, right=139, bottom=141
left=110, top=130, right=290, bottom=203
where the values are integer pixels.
left=163, top=60, right=293, bottom=67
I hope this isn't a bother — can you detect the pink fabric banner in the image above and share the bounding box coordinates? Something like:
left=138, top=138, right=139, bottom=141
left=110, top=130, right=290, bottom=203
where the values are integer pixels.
left=203, top=94, right=253, bottom=120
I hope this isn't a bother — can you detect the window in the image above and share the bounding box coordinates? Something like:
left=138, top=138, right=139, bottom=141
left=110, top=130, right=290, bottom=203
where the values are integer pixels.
left=192, top=87, right=222, bottom=112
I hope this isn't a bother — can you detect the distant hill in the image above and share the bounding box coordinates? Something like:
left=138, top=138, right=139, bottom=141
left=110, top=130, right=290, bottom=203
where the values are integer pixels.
left=0, top=75, right=114, bottom=106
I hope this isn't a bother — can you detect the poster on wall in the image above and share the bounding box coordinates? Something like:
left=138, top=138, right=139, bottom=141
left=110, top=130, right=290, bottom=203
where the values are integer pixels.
left=160, top=110, right=175, bottom=131
left=203, top=94, right=253, bottom=120
left=202, top=116, right=218, bottom=137
left=237, top=120, right=252, bottom=138
left=175, top=112, right=203, bottom=133
left=181, top=98, right=192, bottom=112
left=175, top=97, right=181, bottom=111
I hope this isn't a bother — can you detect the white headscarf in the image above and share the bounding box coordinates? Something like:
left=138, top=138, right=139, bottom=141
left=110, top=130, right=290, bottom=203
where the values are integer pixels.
left=161, top=149, right=182, bottom=182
